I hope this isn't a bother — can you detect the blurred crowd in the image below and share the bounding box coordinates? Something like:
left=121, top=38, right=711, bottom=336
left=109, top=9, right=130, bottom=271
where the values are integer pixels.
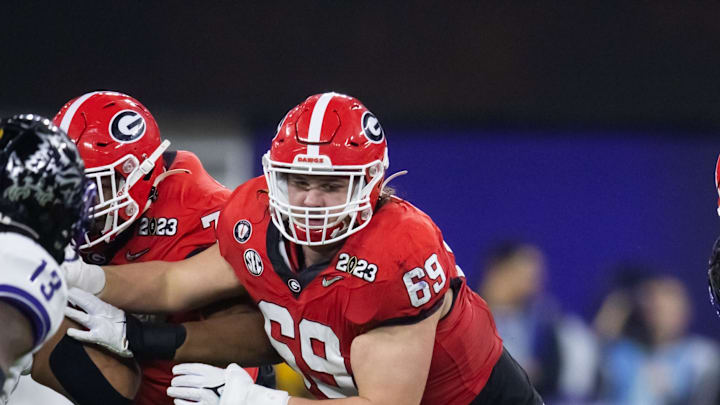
left=271, top=240, right=720, bottom=404
left=479, top=242, right=720, bottom=405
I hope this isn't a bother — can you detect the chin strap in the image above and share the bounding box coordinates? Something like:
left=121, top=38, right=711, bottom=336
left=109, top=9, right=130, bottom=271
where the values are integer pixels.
left=123, top=138, right=174, bottom=216
left=141, top=168, right=191, bottom=214
left=381, top=170, right=408, bottom=192
left=125, top=140, right=171, bottom=190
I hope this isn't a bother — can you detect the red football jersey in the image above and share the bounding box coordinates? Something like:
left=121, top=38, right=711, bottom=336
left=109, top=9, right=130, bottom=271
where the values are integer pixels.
left=217, top=176, right=503, bottom=405
left=91, top=151, right=259, bottom=405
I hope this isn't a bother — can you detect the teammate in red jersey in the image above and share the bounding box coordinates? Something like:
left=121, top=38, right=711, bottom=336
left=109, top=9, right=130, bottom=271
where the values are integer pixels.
left=31, top=91, right=269, bottom=405
left=66, top=92, right=543, bottom=404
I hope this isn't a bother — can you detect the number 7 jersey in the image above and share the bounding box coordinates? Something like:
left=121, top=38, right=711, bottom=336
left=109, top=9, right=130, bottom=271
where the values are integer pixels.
left=218, top=177, right=503, bottom=405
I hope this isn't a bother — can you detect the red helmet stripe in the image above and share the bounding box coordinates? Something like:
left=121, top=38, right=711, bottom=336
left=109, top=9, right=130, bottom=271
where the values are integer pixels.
left=306, top=92, right=336, bottom=156
left=58, top=91, right=104, bottom=134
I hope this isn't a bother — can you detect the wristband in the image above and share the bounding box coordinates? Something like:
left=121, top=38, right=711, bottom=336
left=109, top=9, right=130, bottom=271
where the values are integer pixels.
left=125, top=315, right=187, bottom=360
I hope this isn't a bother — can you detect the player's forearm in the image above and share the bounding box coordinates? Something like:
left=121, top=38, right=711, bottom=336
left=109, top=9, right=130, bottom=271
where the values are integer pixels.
left=100, top=261, right=178, bottom=312
left=175, top=312, right=282, bottom=366
left=287, top=392, right=422, bottom=405
left=101, top=244, right=245, bottom=313
left=288, top=397, right=374, bottom=405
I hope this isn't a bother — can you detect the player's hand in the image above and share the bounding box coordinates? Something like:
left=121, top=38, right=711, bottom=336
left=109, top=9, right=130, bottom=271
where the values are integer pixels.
left=60, top=244, right=106, bottom=295
left=168, top=363, right=289, bottom=405
left=0, top=353, right=33, bottom=404
left=64, top=287, right=133, bottom=357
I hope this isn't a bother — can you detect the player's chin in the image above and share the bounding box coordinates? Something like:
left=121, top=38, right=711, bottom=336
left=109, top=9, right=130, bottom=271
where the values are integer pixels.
left=30, top=317, right=142, bottom=400
left=293, top=218, right=347, bottom=234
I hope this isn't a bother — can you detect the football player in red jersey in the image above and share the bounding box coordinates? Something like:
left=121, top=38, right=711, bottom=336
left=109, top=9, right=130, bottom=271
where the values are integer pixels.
left=66, top=92, right=543, bottom=404
left=30, top=91, right=271, bottom=405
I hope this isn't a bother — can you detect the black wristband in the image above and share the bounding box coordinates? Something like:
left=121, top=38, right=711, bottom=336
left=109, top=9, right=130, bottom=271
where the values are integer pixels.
left=125, top=314, right=187, bottom=360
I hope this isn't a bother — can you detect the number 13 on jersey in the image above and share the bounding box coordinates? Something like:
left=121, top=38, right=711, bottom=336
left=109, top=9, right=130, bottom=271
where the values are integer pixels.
left=30, top=260, right=63, bottom=301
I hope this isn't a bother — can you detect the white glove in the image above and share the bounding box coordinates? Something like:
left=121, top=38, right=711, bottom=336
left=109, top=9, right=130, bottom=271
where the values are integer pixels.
left=0, top=353, right=33, bottom=404
left=64, top=287, right=132, bottom=357
left=60, top=244, right=106, bottom=295
left=168, top=363, right=289, bottom=405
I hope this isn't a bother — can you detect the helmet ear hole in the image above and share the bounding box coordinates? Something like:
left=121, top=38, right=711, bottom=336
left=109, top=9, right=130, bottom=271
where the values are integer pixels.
left=122, top=159, right=136, bottom=174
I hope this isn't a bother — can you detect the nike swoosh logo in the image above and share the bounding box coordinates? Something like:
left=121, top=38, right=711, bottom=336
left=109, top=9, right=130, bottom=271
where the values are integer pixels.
left=322, top=275, right=344, bottom=287
left=125, top=248, right=150, bottom=261
left=204, top=383, right=225, bottom=397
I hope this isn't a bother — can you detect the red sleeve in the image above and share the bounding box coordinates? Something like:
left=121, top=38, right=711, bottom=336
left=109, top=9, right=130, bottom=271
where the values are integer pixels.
left=344, top=214, right=454, bottom=331
left=172, top=151, right=231, bottom=214
left=217, top=187, right=244, bottom=257
left=216, top=177, right=268, bottom=266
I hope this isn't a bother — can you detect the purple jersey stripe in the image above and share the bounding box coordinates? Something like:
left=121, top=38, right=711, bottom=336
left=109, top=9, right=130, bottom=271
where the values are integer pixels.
left=0, top=284, right=52, bottom=346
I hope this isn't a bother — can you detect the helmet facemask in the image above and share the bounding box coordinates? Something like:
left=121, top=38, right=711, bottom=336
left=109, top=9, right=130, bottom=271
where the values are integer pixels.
left=82, top=155, right=141, bottom=248
left=80, top=139, right=169, bottom=249
left=264, top=92, right=390, bottom=246
left=264, top=153, right=385, bottom=246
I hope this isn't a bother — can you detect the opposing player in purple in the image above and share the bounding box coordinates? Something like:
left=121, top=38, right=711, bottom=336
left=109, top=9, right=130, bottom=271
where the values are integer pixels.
left=0, top=115, right=94, bottom=401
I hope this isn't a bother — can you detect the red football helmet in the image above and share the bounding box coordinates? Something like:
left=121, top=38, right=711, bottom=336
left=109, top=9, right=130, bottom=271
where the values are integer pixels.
left=263, top=92, right=389, bottom=245
left=53, top=91, right=170, bottom=248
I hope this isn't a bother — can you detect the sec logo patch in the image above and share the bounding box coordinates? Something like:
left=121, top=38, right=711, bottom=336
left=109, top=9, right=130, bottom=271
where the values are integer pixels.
left=234, top=220, right=252, bottom=244
left=244, top=249, right=263, bottom=276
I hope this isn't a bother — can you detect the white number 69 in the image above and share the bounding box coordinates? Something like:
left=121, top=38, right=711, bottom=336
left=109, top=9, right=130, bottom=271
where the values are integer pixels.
left=402, top=253, right=446, bottom=308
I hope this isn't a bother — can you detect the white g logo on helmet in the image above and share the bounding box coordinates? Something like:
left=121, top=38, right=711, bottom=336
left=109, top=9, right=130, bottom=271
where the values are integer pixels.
left=109, top=110, right=146, bottom=143
left=361, top=111, right=384, bottom=143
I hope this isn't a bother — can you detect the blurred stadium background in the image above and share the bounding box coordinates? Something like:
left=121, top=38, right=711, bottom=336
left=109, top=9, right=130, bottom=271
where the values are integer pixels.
left=3, top=2, right=720, bottom=404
